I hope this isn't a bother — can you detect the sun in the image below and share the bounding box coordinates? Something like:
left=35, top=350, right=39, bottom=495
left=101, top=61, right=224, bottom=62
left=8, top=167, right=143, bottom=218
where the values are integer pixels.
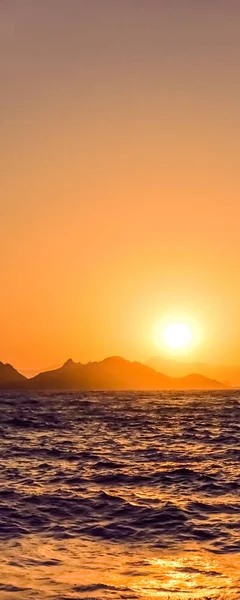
left=163, top=323, right=192, bottom=349
left=152, top=315, right=201, bottom=355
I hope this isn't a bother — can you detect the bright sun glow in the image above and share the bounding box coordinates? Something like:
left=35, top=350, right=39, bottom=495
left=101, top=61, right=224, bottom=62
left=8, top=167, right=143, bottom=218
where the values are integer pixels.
left=152, top=315, right=202, bottom=355
left=163, top=323, right=192, bottom=349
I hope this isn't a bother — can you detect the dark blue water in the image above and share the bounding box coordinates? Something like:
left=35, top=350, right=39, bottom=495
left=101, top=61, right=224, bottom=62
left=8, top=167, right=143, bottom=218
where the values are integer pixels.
left=0, top=391, right=239, bottom=599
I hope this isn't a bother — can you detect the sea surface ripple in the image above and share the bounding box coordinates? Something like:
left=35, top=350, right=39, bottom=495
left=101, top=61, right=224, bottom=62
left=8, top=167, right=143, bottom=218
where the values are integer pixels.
left=0, top=391, right=239, bottom=599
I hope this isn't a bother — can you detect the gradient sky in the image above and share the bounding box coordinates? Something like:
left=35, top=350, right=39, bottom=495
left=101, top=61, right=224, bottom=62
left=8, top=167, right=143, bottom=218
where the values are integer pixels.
left=1, top=1, right=240, bottom=373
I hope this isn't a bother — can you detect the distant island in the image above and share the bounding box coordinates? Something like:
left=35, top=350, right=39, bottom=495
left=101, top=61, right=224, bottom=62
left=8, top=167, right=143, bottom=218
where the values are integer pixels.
left=0, top=357, right=230, bottom=391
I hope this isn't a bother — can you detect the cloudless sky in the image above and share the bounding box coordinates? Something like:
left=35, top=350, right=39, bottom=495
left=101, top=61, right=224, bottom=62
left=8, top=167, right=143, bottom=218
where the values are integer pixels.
left=1, top=1, right=240, bottom=373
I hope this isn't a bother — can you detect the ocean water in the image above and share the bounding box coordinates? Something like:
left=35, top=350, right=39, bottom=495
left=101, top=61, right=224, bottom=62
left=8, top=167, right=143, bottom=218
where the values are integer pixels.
left=0, top=391, right=239, bottom=600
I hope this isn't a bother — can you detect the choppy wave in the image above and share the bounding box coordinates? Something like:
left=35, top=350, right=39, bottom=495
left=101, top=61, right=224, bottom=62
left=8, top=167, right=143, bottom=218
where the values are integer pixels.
left=0, top=390, right=239, bottom=598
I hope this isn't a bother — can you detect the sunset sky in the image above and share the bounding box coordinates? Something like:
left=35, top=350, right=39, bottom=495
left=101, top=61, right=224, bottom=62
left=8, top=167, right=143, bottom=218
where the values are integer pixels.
left=1, top=1, right=240, bottom=374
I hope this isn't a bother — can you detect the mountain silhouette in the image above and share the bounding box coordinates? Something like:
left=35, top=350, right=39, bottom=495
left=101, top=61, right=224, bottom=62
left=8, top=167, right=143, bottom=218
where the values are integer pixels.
left=0, top=362, right=27, bottom=387
left=0, top=357, right=230, bottom=391
left=26, top=356, right=229, bottom=391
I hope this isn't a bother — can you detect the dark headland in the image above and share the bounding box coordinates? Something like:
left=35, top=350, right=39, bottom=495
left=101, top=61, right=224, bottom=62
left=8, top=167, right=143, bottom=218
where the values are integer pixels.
left=0, top=357, right=230, bottom=391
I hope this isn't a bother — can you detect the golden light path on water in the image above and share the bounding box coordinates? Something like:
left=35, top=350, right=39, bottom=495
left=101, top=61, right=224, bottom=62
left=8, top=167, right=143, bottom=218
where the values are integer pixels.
left=1, top=537, right=239, bottom=599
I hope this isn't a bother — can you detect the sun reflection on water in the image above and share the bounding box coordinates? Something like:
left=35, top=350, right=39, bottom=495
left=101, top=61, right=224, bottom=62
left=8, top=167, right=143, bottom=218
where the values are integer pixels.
left=131, top=553, right=237, bottom=598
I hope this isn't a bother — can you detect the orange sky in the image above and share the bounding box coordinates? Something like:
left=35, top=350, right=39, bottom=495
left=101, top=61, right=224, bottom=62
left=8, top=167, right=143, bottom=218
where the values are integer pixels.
left=1, top=1, right=240, bottom=373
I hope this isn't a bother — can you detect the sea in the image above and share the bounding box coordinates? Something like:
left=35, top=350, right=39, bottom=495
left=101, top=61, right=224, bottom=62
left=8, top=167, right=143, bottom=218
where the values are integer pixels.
left=0, top=391, right=239, bottom=600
